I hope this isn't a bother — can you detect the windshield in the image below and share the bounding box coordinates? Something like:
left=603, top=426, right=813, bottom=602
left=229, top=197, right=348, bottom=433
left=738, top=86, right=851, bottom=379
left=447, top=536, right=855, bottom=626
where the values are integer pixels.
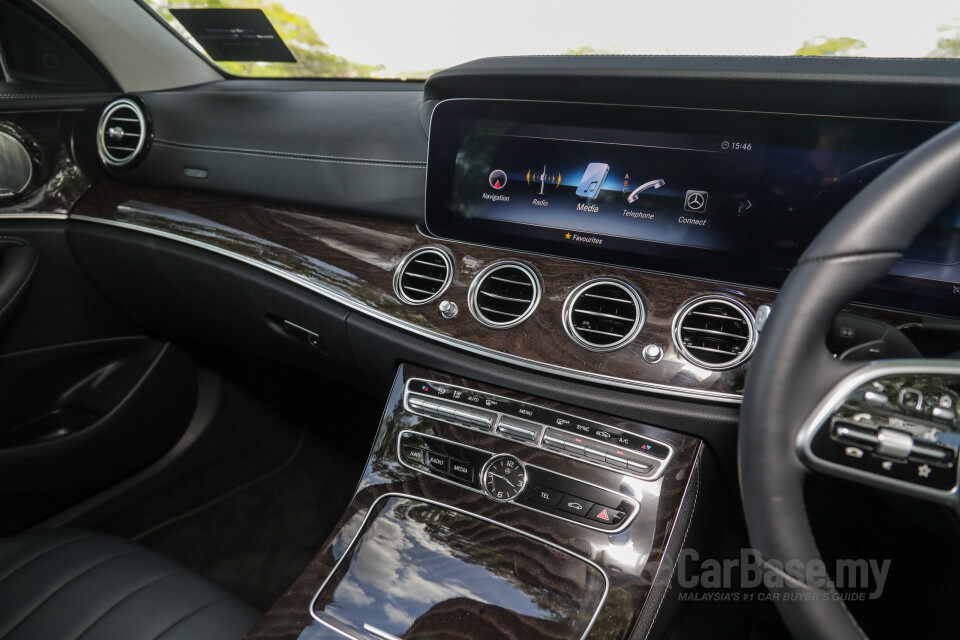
left=143, top=0, right=960, bottom=80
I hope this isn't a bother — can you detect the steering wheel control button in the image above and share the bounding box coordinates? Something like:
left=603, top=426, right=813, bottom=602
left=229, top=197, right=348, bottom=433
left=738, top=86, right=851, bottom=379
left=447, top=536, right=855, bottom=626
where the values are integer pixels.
left=587, top=504, right=626, bottom=525
left=875, top=428, right=914, bottom=460
left=863, top=390, right=890, bottom=406
left=558, top=495, right=594, bottom=516
left=526, top=486, right=564, bottom=508
left=932, top=406, right=957, bottom=423
left=898, top=388, right=923, bottom=411
left=833, top=423, right=881, bottom=449
left=909, top=443, right=952, bottom=463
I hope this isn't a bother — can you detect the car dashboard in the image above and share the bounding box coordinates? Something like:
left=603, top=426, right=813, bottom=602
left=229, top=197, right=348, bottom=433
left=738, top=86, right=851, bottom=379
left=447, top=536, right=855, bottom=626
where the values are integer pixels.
left=3, top=54, right=960, bottom=640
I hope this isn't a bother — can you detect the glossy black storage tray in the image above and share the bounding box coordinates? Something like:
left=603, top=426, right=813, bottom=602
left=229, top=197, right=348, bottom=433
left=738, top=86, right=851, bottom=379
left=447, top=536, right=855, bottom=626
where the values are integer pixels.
left=311, top=495, right=607, bottom=640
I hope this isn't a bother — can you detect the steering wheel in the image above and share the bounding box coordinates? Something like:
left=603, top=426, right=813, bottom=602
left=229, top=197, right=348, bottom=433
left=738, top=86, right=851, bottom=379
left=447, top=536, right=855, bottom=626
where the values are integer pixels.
left=739, top=120, right=960, bottom=639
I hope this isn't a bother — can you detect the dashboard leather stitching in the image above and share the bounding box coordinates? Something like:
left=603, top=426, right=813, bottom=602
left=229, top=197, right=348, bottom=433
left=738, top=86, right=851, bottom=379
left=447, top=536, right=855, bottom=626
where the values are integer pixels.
left=641, top=458, right=700, bottom=640
left=153, top=140, right=427, bottom=168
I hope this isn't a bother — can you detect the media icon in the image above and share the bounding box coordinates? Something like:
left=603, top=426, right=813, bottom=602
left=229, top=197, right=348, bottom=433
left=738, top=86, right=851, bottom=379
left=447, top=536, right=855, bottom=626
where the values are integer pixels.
left=627, top=178, right=665, bottom=204
left=576, top=163, right=610, bottom=199
left=684, top=190, right=708, bottom=213
left=489, top=169, right=507, bottom=190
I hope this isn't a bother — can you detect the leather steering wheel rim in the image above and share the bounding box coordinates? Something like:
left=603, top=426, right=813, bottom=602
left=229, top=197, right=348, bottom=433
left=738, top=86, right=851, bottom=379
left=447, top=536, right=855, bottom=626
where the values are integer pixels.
left=739, top=119, right=960, bottom=639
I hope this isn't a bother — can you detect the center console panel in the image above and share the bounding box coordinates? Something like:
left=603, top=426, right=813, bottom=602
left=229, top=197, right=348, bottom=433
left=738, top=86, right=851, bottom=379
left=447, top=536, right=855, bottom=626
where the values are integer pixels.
left=243, top=364, right=703, bottom=640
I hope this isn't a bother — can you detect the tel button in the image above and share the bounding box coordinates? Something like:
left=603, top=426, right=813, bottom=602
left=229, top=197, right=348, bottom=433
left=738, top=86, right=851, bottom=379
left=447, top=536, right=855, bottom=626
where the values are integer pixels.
left=526, top=485, right=563, bottom=508
left=558, top=494, right=595, bottom=516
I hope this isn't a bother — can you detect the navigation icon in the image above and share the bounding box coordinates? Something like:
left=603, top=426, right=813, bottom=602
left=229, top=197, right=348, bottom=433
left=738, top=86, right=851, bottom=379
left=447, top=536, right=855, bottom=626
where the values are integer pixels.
left=684, top=190, right=708, bottom=213
left=489, top=169, right=507, bottom=190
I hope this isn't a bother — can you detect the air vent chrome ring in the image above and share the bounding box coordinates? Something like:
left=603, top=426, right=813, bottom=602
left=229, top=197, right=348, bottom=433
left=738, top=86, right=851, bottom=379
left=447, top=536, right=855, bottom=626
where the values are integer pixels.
left=562, top=278, right=645, bottom=352
left=393, top=247, right=454, bottom=305
left=672, top=295, right=757, bottom=370
left=97, top=98, right=148, bottom=169
left=468, top=261, right=541, bottom=329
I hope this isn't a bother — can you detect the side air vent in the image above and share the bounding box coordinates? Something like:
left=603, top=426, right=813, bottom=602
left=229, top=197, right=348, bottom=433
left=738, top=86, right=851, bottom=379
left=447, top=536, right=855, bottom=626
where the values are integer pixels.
left=97, top=98, right=148, bottom=169
left=393, top=247, right=453, bottom=305
left=563, top=279, right=645, bottom=351
left=673, top=296, right=756, bottom=370
left=468, top=261, right=541, bottom=328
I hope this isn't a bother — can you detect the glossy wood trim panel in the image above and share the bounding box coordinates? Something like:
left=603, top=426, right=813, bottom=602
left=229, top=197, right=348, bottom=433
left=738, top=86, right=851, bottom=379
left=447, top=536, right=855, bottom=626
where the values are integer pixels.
left=0, top=110, right=101, bottom=216
left=243, top=364, right=703, bottom=640
left=71, top=180, right=897, bottom=404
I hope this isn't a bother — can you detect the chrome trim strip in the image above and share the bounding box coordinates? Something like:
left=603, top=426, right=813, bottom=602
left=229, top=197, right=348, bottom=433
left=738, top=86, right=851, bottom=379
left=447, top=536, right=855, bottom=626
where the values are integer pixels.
left=467, top=260, right=542, bottom=329
left=796, top=359, right=960, bottom=501
left=70, top=214, right=744, bottom=403
left=0, top=213, right=68, bottom=220
left=308, top=492, right=610, bottom=640
left=671, top=295, right=757, bottom=371
left=392, top=245, right=453, bottom=305
left=562, top=278, right=646, bottom=352
left=403, top=377, right=674, bottom=481
left=396, top=429, right=642, bottom=534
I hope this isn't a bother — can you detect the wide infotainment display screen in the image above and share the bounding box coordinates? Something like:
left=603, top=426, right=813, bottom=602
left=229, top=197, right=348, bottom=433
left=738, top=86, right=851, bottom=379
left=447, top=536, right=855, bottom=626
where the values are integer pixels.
left=425, top=99, right=960, bottom=318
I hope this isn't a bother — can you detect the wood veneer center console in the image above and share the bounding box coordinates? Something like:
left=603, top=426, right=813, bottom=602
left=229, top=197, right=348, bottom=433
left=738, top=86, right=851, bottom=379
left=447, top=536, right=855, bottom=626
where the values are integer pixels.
left=243, top=365, right=703, bottom=640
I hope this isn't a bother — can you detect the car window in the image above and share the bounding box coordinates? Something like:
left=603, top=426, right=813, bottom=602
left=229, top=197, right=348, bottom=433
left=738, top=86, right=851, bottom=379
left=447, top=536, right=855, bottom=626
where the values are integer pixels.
left=144, top=0, right=960, bottom=80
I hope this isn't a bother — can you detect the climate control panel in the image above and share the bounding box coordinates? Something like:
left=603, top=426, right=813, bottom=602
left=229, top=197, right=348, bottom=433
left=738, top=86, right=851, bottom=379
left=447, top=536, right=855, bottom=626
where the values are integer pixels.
left=404, top=378, right=673, bottom=480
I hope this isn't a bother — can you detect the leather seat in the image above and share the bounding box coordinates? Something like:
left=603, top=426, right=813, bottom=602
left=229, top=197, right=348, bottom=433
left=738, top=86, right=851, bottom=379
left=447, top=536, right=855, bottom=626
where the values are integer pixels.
left=0, top=528, right=259, bottom=640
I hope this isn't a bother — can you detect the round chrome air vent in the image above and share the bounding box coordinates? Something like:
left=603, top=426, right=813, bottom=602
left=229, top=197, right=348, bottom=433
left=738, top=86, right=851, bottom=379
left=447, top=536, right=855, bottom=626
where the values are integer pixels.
left=97, top=98, right=148, bottom=169
left=673, top=296, right=757, bottom=370
left=393, top=247, right=453, bottom=305
left=468, top=261, right=541, bottom=329
left=563, top=279, right=645, bottom=351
